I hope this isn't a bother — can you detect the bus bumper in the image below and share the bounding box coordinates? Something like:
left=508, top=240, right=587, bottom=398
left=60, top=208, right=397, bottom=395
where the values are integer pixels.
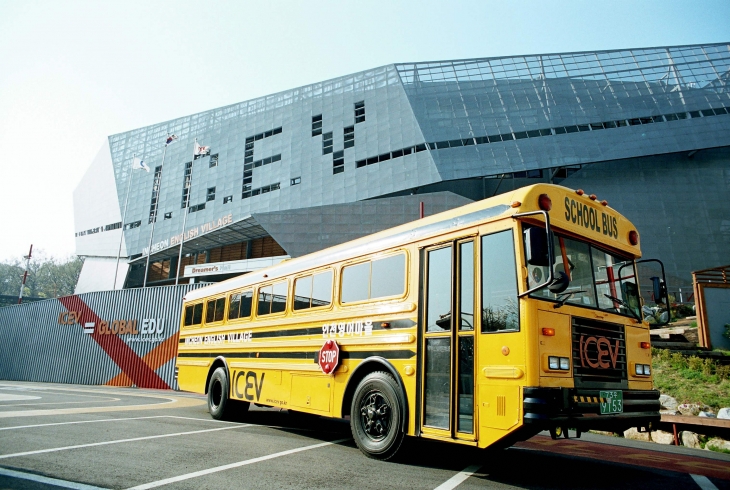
left=523, top=387, right=660, bottom=432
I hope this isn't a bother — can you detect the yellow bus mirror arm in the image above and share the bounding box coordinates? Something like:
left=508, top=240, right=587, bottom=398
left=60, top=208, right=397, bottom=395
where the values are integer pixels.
left=513, top=209, right=554, bottom=298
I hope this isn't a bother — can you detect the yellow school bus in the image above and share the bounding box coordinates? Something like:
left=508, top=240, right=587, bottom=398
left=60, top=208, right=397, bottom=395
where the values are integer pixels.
left=176, top=184, right=661, bottom=459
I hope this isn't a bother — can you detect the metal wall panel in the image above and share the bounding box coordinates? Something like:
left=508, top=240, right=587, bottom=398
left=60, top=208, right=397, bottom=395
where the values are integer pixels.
left=0, top=284, right=204, bottom=389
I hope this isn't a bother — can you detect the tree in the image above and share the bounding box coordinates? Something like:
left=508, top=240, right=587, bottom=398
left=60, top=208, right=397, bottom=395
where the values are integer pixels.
left=0, top=251, right=84, bottom=306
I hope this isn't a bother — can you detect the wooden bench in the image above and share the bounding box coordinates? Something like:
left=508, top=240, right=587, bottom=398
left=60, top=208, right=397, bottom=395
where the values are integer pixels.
left=657, top=414, right=730, bottom=444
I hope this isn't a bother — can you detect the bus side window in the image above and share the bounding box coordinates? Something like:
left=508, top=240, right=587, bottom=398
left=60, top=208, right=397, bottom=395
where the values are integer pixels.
left=294, top=270, right=333, bottom=310
left=341, top=262, right=370, bottom=303
left=240, top=291, right=253, bottom=318
left=205, top=298, right=226, bottom=324
left=193, top=303, right=203, bottom=325
left=205, top=300, right=216, bottom=323
left=214, top=298, right=225, bottom=322
left=312, top=270, right=333, bottom=308
left=258, top=281, right=288, bottom=316
left=294, top=276, right=312, bottom=310
left=341, top=253, right=406, bottom=304
left=371, top=254, right=405, bottom=299
left=228, top=290, right=253, bottom=321
left=258, top=286, right=272, bottom=316
left=184, top=305, right=194, bottom=327
left=272, top=281, right=287, bottom=314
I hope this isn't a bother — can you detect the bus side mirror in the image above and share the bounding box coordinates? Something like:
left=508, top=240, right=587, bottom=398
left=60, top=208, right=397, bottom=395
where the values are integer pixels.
left=524, top=227, right=550, bottom=266
left=649, top=276, right=668, bottom=304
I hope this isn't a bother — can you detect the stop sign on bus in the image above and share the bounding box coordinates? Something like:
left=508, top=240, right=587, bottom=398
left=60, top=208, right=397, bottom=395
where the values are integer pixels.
left=318, top=340, right=340, bottom=374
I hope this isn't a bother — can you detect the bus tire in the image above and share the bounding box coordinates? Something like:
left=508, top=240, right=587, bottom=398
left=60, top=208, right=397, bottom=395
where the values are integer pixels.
left=207, top=367, right=240, bottom=420
left=350, top=371, right=405, bottom=460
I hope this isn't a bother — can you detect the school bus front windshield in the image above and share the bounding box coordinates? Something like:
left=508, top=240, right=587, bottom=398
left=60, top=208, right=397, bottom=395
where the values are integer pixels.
left=523, top=225, right=641, bottom=319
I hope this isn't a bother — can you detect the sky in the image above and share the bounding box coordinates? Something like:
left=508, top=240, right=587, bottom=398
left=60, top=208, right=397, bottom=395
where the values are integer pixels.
left=0, top=0, right=728, bottom=262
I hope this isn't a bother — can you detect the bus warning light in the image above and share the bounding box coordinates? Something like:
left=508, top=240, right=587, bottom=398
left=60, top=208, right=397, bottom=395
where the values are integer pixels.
left=640, top=342, right=650, bottom=349
left=538, top=194, right=552, bottom=211
left=542, top=328, right=555, bottom=336
left=629, top=230, right=639, bottom=245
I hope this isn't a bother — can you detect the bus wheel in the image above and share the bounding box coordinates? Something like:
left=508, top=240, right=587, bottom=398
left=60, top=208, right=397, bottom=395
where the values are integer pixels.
left=207, top=367, right=241, bottom=420
left=350, top=371, right=404, bottom=460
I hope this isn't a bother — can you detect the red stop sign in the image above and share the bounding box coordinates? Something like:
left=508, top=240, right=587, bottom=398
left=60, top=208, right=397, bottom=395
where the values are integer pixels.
left=318, top=340, right=340, bottom=375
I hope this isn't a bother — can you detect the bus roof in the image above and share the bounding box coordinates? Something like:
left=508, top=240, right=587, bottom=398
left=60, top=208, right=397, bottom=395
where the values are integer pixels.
left=183, top=184, right=640, bottom=302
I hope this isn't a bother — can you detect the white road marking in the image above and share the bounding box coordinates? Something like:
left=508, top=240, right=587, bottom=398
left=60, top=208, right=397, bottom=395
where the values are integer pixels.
left=125, top=438, right=349, bottom=490
left=0, top=394, right=41, bottom=401
left=0, top=415, right=239, bottom=432
left=691, top=474, right=719, bottom=490
left=0, top=467, right=104, bottom=490
left=434, top=464, right=482, bottom=490
left=0, top=415, right=172, bottom=431
left=0, top=424, right=251, bottom=460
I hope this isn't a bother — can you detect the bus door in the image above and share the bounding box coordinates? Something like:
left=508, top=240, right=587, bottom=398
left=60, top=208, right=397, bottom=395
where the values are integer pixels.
left=419, top=238, right=476, bottom=441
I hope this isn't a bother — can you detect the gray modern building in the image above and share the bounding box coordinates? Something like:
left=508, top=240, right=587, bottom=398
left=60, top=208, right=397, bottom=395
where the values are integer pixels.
left=73, top=42, right=730, bottom=293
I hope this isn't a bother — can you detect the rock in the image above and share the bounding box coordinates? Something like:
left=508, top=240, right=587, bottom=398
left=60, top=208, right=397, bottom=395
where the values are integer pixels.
left=681, top=431, right=702, bottom=449
left=659, top=394, right=678, bottom=411
left=651, top=430, right=675, bottom=445
left=717, top=408, right=730, bottom=420
left=678, top=403, right=701, bottom=416
left=624, top=427, right=651, bottom=441
left=705, top=438, right=730, bottom=452
left=698, top=411, right=716, bottom=418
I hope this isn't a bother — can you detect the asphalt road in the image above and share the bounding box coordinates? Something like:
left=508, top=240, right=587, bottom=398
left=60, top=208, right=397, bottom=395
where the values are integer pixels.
left=0, top=381, right=728, bottom=489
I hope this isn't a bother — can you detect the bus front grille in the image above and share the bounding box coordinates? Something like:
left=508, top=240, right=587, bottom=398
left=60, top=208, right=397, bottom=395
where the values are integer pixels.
left=571, top=317, right=626, bottom=387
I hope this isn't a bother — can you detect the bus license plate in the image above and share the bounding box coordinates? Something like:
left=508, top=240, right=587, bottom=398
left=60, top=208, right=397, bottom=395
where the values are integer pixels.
left=600, top=390, right=623, bottom=414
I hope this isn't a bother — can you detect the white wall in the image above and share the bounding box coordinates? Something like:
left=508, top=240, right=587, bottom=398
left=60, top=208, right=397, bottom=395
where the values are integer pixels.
left=73, top=140, right=127, bottom=257
left=75, top=256, right=129, bottom=293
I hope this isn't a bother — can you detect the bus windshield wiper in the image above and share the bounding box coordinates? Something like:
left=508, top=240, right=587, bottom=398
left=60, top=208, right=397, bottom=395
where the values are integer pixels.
left=603, top=294, right=641, bottom=321
left=553, top=290, right=586, bottom=309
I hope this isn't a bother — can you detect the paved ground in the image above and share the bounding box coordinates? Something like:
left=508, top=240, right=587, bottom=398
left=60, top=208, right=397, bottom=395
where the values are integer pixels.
left=0, top=381, right=728, bottom=489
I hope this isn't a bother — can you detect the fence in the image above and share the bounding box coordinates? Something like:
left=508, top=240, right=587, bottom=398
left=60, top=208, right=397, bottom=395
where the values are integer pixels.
left=0, top=284, right=205, bottom=390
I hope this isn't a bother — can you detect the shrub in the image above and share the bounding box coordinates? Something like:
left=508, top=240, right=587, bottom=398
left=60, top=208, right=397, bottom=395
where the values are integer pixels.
left=702, top=359, right=715, bottom=377
left=687, top=356, right=703, bottom=372
left=670, top=352, right=688, bottom=369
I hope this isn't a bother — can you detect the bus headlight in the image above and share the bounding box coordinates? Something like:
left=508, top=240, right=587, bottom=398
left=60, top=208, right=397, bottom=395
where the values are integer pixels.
left=549, top=356, right=570, bottom=371
left=635, top=364, right=651, bottom=376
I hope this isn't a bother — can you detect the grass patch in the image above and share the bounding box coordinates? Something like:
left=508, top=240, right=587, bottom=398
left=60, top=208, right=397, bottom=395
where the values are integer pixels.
left=652, top=349, right=730, bottom=411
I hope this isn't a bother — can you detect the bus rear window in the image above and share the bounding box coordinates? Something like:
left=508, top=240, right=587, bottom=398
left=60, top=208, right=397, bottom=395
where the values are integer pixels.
left=341, top=253, right=406, bottom=303
left=258, top=281, right=288, bottom=316
left=294, top=270, right=333, bottom=310
left=205, top=298, right=226, bottom=323
left=228, top=290, right=253, bottom=320
left=184, top=303, right=204, bottom=327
